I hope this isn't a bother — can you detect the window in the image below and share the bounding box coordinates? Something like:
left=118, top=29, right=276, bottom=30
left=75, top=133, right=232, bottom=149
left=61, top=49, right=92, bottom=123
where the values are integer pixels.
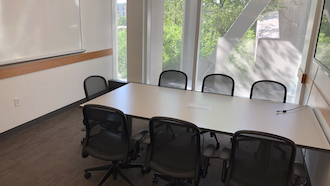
left=162, top=0, right=184, bottom=72
left=115, top=0, right=127, bottom=80
left=148, top=0, right=198, bottom=88
left=125, top=0, right=312, bottom=103
left=196, top=0, right=311, bottom=103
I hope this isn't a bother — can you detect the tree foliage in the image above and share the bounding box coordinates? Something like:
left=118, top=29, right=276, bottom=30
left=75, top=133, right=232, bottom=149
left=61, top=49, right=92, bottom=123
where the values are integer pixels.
left=199, top=0, right=249, bottom=59
left=118, top=16, right=127, bottom=26
left=162, top=0, right=184, bottom=70
left=162, top=24, right=182, bottom=70
left=117, top=27, right=127, bottom=78
left=315, top=14, right=330, bottom=67
left=117, top=14, right=127, bottom=79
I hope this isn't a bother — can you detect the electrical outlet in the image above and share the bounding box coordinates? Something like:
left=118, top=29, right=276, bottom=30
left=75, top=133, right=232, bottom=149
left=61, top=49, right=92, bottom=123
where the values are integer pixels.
left=14, top=97, right=20, bottom=107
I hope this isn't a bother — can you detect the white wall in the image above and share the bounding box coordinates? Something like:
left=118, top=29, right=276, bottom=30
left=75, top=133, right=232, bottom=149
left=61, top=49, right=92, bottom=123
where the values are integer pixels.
left=304, top=61, right=330, bottom=186
left=0, top=0, right=113, bottom=133
left=299, top=0, right=330, bottom=184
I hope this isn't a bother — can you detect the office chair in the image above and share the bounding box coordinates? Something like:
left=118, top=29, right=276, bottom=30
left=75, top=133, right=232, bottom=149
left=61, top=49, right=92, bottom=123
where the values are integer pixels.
left=82, top=104, right=147, bottom=186
left=84, top=75, right=109, bottom=101
left=143, top=117, right=216, bottom=186
left=158, top=70, right=188, bottom=140
left=249, top=80, right=287, bottom=156
left=81, top=75, right=111, bottom=144
left=201, top=74, right=235, bottom=149
left=202, top=74, right=235, bottom=96
left=158, top=70, right=188, bottom=90
left=250, top=80, right=287, bottom=103
left=220, top=130, right=307, bottom=186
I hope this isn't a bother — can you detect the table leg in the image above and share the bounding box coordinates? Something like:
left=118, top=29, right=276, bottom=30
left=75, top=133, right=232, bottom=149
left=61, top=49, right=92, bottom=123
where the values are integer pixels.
left=127, top=115, right=133, bottom=135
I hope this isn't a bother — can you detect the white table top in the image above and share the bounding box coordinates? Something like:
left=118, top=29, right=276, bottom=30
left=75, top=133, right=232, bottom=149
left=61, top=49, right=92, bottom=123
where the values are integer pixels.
left=81, top=83, right=330, bottom=151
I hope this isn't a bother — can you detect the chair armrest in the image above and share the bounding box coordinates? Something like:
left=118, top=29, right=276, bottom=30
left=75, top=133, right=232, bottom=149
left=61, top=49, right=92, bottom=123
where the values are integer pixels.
left=132, top=130, right=148, bottom=142
left=203, top=144, right=216, bottom=158
left=201, top=144, right=216, bottom=178
left=219, top=146, right=231, bottom=160
left=293, top=161, right=307, bottom=186
left=142, top=135, right=151, bottom=144
left=294, top=161, right=307, bottom=178
left=220, top=146, right=231, bottom=182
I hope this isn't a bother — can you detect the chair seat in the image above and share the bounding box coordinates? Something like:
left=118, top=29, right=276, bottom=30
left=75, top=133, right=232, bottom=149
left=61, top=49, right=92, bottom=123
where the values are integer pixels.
left=84, top=131, right=134, bottom=161
left=227, top=164, right=289, bottom=186
left=149, top=139, right=204, bottom=179
left=149, top=156, right=198, bottom=179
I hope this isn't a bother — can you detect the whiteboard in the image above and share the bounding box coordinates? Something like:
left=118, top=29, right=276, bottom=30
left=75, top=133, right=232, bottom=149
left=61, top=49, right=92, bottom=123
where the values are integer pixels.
left=0, top=0, right=84, bottom=66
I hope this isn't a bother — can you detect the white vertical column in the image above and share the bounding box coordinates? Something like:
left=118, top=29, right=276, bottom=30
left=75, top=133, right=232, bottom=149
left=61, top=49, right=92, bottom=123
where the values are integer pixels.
left=302, top=1, right=330, bottom=186
left=112, top=0, right=118, bottom=79
left=181, top=0, right=199, bottom=89
left=127, top=0, right=144, bottom=83
left=295, top=0, right=324, bottom=104
left=148, top=0, right=165, bottom=85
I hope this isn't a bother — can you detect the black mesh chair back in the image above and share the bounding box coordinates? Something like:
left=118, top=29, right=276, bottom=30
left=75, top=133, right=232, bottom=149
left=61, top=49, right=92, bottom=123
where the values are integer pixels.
left=158, top=70, right=188, bottom=90
left=82, top=104, right=145, bottom=185
left=226, top=130, right=296, bottom=186
left=84, top=75, right=109, bottom=100
left=250, top=80, right=287, bottom=103
left=146, top=117, right=202, bottom=184
left=202, top=74, right=235, bottom=96
left=82, top=104, right=130, bottom=162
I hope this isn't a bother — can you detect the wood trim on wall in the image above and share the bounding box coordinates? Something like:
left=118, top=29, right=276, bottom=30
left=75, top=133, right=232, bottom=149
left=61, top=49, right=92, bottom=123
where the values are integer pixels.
left=0, top=48, right=113, bottom=80
left=298, top=68, right=330, bottom=128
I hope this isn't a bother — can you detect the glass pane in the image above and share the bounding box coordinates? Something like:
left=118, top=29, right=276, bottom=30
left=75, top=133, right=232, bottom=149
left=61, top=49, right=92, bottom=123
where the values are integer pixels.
left=162, top=0, right=184, bottom=71
left=117, top=0, right=127, bottom=80
left=197, top=0, right=311, bottom=103
left=315, top=0, right=330, bottom=73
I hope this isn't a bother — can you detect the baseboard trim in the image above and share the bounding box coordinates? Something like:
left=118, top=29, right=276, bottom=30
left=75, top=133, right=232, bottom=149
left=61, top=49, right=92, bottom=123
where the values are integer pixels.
left=0, top=99, right=86, bottom=139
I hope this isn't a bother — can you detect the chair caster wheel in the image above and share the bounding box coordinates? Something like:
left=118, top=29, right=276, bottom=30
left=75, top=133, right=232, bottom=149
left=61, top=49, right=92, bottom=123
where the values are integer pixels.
left=82, top=152, right=89, bottom=158
left=152, top=177, right=158, bottom=184
left=84, top=172, right=91, bottom=179
left=141, top=167, right=150, bottom=174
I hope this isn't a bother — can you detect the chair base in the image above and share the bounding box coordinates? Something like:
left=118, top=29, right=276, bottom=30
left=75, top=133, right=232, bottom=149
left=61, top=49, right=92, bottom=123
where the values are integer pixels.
left=84, top=161, right=143, bottom=186
left=153, top=172, right=196, bottom=186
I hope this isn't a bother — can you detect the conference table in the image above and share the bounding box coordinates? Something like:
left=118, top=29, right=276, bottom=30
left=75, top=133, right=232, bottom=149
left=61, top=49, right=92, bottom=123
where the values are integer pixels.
left=80, top=83, right=330, bottom=152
